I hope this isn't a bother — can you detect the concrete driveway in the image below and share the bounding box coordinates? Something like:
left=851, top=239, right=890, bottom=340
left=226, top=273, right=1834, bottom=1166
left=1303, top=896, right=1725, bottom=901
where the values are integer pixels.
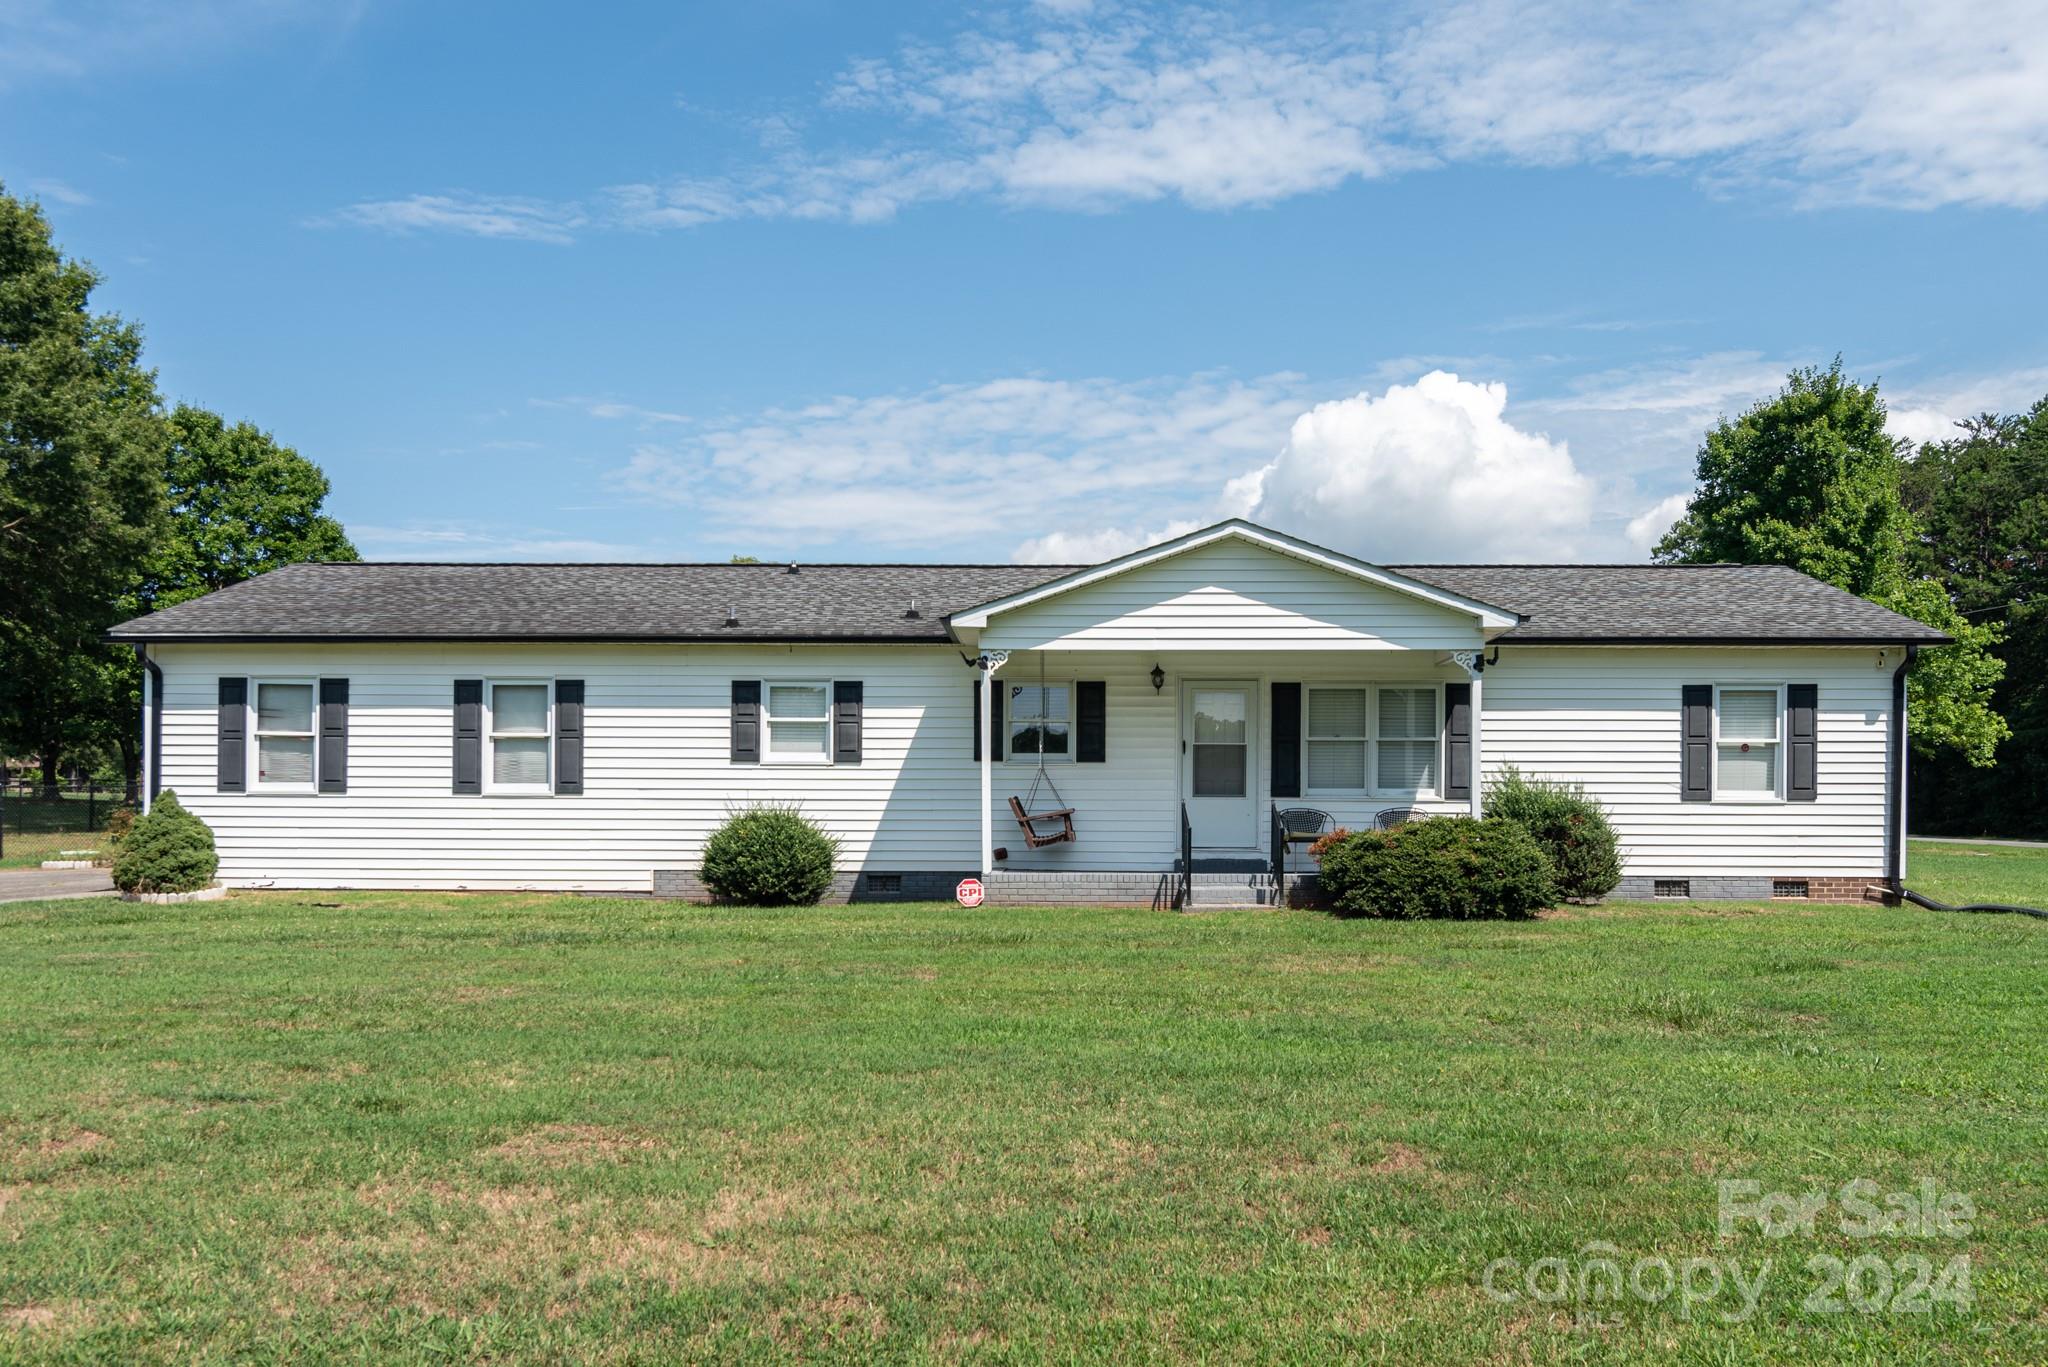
left=0, top=868, right=116, bottom=903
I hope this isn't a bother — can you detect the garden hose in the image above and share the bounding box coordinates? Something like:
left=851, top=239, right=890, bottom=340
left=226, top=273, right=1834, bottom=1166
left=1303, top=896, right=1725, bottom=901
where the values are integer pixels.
left=1900, top=888, right=2048, bottom=921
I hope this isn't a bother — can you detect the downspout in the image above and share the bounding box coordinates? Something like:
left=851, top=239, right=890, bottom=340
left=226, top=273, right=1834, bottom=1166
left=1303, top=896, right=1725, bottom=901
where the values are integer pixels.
left=135, top=644, right=164, bottom=811
left=1884, top=646, right=1913, bottom=889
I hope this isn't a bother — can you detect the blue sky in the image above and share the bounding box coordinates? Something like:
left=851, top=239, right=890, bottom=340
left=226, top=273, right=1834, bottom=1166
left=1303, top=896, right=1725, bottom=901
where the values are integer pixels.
left=6, top=0, right=2045, bottom=564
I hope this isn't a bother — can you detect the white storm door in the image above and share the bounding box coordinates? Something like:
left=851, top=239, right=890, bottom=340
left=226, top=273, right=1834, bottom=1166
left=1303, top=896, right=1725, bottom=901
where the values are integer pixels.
left=1182, top=682, right=1257, bottom=849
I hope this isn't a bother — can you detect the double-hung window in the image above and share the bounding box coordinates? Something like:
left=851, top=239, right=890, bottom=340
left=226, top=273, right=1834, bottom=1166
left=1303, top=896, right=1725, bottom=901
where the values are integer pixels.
left=1375, top=687, right=1438, bottom=792
left=764, top=682, right=831, bottom=763
left=253, top=680, right=316, bottom=789
left=488, top=681, right=552, bottom=791
left=1305, top=687, right=1369, bottom=791
left=1714, top=686, right=1781, bottom=798
left=1008, top=683, right=1070, bottom=761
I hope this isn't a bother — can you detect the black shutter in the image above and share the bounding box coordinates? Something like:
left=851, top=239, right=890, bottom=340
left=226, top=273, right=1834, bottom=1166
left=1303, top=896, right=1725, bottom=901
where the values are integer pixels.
left=217, top=677, right=247, bottom=793
left=1270, top=682, right=1301, bottom=798
left=971, top=677, right=1007, bottom=761
left=1443, top=682, right=1472, bottom=802
left=833, top=681, right=863, bottom=765
left=731, top=681, right=761, bottom=763
left=1787, top=683, right=1818, bottom=802
left=1681, top=684, right=1713, bottom=802
left=990, top=680, right=1005, bottom=761
left=317, top=678, right=348, bottom=794
left=453, top=679, right=483, bottom=794
left=1076, top=681, right=1106, bottom=763
left=555, top=679, right=585, bottom=794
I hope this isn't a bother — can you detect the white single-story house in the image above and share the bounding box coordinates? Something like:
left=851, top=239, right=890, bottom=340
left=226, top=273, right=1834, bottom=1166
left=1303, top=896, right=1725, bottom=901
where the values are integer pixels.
left=108, top=520, right=1948, bottom=906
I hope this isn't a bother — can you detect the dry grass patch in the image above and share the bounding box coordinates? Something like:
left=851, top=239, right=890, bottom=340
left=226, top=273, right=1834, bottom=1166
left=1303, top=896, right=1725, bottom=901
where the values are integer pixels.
left=485, top=1123, right=661, bottom=1166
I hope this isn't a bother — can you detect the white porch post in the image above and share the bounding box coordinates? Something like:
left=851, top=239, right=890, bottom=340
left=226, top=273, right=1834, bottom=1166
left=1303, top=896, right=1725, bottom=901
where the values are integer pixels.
left=979, top=650, right=1009, bottom=879
left=1452, top=650, right=1486, bottom=818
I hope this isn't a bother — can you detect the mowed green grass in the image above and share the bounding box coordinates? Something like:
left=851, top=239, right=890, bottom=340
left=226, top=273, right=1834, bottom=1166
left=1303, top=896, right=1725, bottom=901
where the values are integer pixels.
left=1908, top=838, right=2048, bottom=911
left=1, top=886, right=2044, bottom=1363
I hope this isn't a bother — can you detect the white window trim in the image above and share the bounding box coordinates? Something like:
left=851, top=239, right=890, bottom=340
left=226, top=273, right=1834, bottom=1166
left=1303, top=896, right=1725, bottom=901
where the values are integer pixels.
left=485, top=678, right=554, bottom=795
left=249, top=677, right=318, bottom=794
left=1005, top=679, right=1075, bottom=765
left=762, top=679, right=834, bottom=766
left=1298, top=682, right=1444, bottom=798
left=1711, top=682, right=1786, bottom=803
left=1302, top=685, right=1371, bottom=796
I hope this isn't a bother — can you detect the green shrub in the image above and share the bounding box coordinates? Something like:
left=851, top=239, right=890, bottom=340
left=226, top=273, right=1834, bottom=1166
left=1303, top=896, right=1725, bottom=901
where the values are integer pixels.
left=1485, top=766, right=1623, bottom=901
left=1315, top=816, right=1556, bottom=920
left=111, top=790, right=218, bottom=894
left=699, top=805, right=840, bottom=906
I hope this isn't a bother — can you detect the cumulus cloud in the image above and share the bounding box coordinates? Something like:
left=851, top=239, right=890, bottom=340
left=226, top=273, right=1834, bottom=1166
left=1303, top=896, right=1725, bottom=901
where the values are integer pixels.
left=1883, top=365, right=2048, bottom=448
left=1241, top=372, right=1595, bottom=563
left=1012, top=519, right=1209, bottom=565
left=1624, top=493, right=1691, bottom=554
left=332, top=1, right=2048, bottom=240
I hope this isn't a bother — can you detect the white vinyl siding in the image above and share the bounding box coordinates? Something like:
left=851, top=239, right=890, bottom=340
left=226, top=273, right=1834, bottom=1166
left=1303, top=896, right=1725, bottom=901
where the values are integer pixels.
left=975, top=538, right=1489, bottom=653
left=148, top=642, right=1895, bottom=888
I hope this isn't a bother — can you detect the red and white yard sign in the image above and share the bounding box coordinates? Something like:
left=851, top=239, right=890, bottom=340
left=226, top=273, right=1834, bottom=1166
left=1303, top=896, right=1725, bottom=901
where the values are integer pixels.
left=955, top=878, right=984, bottom=907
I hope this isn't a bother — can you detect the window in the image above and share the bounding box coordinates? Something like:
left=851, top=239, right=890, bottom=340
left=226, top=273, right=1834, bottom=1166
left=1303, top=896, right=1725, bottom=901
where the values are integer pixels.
left=1008, top=683, right=1071, bottom=762
left=764, top=682, right=831, bottom=763
left=488, top=681, right=551, bottom=790
left=1715, top=687, right=1781, bottom=798
left=1305, top=687, right=1369, bottom=791
left=253, top=680, right=315, bottom=788
left=1376, top=687, right=1438, bottom=792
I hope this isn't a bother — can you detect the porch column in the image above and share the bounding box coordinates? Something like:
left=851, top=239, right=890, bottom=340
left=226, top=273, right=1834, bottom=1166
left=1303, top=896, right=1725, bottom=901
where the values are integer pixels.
left=979, top=651, right=1009, bottom=879
left=1452, top=650, right=1485, bottom=818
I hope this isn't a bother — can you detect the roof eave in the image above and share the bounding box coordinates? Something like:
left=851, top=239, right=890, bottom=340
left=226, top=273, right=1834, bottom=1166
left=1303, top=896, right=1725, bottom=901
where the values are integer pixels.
left=1496, top=633, right=1955, bottom=647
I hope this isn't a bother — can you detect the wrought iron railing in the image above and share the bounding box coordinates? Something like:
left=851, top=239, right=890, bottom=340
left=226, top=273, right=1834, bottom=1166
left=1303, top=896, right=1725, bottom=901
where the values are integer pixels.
left=1179, top=801, right=1192, bottom=909
left=1271, top=803, right=1286, bottom=908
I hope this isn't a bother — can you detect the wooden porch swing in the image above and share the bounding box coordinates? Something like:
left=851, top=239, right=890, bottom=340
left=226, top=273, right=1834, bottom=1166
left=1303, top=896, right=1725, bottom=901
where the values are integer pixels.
left=1005, top=653, right=1076, bottom=849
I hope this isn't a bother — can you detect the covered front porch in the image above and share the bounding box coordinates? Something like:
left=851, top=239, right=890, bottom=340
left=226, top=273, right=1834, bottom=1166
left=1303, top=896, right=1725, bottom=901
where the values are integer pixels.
left=966, top=646, right=1488, bottom=904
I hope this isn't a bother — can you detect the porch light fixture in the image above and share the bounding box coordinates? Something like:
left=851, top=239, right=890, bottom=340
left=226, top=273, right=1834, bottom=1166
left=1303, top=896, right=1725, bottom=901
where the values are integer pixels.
left=1150, top=664, right=1165, bottom=693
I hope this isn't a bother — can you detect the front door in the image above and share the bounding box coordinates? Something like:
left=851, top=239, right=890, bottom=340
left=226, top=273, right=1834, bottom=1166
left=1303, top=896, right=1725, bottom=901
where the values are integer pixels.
left=1182, top=681, right=1257, bottom=850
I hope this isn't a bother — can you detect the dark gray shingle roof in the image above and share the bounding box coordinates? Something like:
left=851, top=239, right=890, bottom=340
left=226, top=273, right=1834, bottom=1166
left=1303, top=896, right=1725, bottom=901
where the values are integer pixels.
left=1390, top=563, right=1950, bottom=645
left=106, top=558, right=1950, bottom=646
left=106, top=562, right=1081, bottom=643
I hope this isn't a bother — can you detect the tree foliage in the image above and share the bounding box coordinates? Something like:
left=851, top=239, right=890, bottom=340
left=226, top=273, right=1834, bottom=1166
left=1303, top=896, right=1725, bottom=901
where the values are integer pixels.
left=1901, top=402, right=2048, bottom=833
left=1656, top=361, right=2007, bottom=767
left=0, top=184, right=165, bottom=787
left=0, top=185, right=356, bottom=793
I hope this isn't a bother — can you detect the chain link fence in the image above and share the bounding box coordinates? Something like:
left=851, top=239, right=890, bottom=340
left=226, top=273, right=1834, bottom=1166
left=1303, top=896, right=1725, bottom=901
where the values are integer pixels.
left=0, top=781, right=132, bottom=869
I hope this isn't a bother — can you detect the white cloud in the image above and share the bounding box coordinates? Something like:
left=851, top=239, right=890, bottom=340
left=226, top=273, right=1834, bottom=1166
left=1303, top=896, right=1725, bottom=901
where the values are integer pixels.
left=351, top=523, right=649, bottom=561
left=27, top=178, right=92, bottom=206
left=324, top=194, right=587, bottom=245
left=1012, top=519, right=1208, bottom=564
left=1242, top=371, right=1597, bottom=563
left=532, top=396, right=689, bottom=427
left=333, top=1, right=2048, bottom=240
left=1884, top=365, right=2048, bottom=447
left=609, top=372, right=1319, bottom=557
left=1624, top=492, right=1691, bottom=554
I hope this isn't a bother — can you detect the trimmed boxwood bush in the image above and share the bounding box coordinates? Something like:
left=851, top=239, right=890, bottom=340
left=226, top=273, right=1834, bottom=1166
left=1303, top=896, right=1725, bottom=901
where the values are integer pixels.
left=111, top=790, right=219, bottom=894
left=699, top=805, right=840, bottom=906
left=1485, top=765, right=1623, bottom=901
left=1315, top=816, right=1555, bottom=920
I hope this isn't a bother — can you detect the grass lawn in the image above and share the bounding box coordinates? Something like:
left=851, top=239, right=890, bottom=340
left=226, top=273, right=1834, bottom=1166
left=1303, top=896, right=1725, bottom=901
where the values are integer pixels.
left=0, top=792, right=123, bottom=870
left=1, top=884, right=2044, bottom=1362
left=1907, top=838, right=2048, bottom=911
